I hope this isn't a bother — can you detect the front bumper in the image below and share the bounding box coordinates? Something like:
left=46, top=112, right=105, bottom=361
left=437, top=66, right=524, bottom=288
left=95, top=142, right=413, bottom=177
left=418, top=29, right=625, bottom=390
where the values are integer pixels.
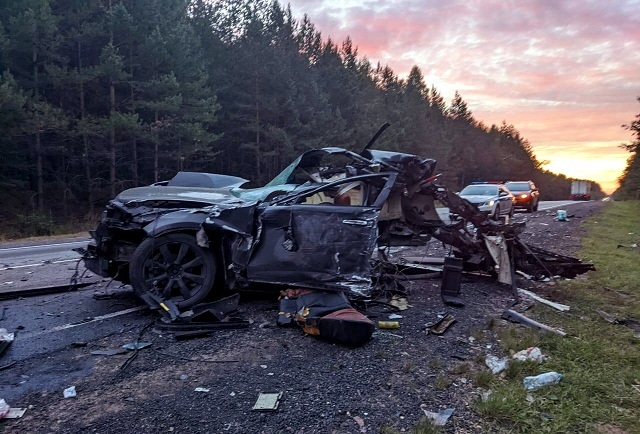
left=83, top=243, right=113, bottom=278
left=475, top=204, right=494, bottom=215
left=513, top=195, right=533, bottom=208
left=82, top=222, right=140, bottom=282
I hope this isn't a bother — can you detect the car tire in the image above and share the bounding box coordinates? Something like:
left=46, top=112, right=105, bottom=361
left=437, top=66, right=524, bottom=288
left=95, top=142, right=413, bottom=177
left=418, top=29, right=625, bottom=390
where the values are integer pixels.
left=129, top=233, right=217, bottom=309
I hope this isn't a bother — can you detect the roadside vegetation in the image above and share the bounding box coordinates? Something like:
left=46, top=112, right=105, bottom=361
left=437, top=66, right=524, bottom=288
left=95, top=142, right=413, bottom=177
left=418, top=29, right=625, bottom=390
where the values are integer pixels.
left=0, top=212, right=96, bottom=241
left=473, top=201, right=640, bottom=433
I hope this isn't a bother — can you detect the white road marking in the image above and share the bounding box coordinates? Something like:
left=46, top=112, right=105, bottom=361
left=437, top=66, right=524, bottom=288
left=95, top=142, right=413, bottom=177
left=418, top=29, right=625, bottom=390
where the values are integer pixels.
left=0, top=258, right=80, bottom=271
left=0, top=240, right=89, bottom=252
left=19, top=306, right=148, bottom=339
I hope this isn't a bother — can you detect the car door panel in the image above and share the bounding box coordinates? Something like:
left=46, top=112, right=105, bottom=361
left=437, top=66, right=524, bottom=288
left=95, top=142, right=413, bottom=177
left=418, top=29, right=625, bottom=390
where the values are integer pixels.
left=246, top=205, right=379, bottom=294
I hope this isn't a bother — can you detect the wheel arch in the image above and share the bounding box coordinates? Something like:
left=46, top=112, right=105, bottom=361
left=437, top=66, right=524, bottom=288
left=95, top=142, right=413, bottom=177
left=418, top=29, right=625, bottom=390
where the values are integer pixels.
left=143, top=210, right=209, bottom=238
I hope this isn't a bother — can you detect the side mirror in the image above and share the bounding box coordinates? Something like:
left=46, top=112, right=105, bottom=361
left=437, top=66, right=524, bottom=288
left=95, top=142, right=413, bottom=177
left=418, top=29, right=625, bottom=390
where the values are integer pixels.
left=499, top=191, right=508, bottom=197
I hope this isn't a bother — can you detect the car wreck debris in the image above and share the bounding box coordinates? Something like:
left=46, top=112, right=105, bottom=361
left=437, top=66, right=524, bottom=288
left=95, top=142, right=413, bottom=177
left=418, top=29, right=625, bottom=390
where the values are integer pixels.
left=0, top=399, right=26, bottom=420
left=194, top=387, right=210, bottom=393
left=80, top=127, right=596, bottom=343
left=278, top=290, right=375, bottom=346
left=595, top=310, right=640, bottom=334
left=426, top=313, right=456, bottom=335
left=122, top=342, right=152, bottom=351
left=518, top=288, right=570, bottom=312
left=0, top=282, right=95, bottom=301
left=440, top=257, right=464, bottom=306
left=252, top=392, right=283, bottom=412
left=0, top=399, right=8, bottom=418
left=63, top=386, right=77, bottom=398
left=502, top=310, right=567, bottom=337
left=0, top=329, right=14, bottom=357
left=419, top=406, right=455, bottom=426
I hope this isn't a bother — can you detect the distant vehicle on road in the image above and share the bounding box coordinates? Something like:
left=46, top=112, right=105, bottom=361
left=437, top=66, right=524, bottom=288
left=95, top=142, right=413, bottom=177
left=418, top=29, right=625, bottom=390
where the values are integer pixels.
left=505, top=180, right=540, bottom=212
left=570, top=180, right=591, bottom=200
left=456, top=183, right=515, bottom=220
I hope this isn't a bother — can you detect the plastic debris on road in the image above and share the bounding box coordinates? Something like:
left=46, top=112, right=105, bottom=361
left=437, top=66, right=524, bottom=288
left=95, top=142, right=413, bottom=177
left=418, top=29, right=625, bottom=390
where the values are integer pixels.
left=513, top=347, right=546, bottom=363
left=557, top=210, right=567, bottom=221
left=194, top=387, right=210, bottom=393
left=122, top=342, right=152, bottom=350
left=523, top=372, right=563, bottom=390
left=419, top=405, right=455, bottom=426
left=0, top=399, right=9, bottom=418
left=485, top=355, right=509, bottom=374
left=63, top=386, right=77, bottom=398
left=0, top=328, right=14, bottom=356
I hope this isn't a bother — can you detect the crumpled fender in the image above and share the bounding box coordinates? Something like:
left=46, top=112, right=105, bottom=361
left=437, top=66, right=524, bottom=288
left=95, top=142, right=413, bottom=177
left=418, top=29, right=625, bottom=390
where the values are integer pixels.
left=143, top=209, right=210, bottom=237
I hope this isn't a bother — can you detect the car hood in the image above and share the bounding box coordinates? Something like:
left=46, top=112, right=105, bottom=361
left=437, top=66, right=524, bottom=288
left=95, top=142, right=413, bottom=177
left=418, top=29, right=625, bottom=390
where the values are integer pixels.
left=116, top=185, right=243, bottom=205
left=459, top=194, right=496, bottom=204
left=115, top=183, right=305, bottom=207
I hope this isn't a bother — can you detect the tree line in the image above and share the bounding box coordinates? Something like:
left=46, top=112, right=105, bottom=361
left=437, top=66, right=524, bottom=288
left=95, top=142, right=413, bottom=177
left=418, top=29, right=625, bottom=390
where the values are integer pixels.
left=615, top=98, right=640, bottom=200
left=0, top=0, right=606, bottom=236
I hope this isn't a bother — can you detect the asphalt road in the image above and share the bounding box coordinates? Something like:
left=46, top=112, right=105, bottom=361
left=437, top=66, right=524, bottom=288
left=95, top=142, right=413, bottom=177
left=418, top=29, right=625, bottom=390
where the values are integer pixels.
left=436, top=199, right=585, bottom=221
left=0, top=238, right=89, bottom=269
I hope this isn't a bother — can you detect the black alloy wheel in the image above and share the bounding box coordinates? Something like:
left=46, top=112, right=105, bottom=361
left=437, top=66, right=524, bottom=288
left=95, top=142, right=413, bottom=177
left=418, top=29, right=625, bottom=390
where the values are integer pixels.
left=129, top=233, right=217, bottom=308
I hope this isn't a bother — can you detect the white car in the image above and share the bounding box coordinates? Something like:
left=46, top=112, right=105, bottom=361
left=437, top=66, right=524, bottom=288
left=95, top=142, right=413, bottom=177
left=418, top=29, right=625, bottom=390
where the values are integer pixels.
left=455, top=183, right=515, bottom=220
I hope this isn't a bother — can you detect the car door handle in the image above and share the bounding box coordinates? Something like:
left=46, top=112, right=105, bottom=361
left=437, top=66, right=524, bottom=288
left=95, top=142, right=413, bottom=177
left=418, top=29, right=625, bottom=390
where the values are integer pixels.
left=342, top=219, right=372, bottom=227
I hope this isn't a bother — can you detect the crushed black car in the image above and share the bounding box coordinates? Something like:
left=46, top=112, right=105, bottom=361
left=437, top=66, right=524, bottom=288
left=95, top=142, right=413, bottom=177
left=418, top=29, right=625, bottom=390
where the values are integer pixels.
left=83, top=145, right=445, bottom=308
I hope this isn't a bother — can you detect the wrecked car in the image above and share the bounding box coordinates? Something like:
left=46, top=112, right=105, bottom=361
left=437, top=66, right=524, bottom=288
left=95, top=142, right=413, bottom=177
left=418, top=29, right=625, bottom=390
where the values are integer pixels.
left=82, top=127, right=595, bottom=318
left=83, top=146, right=445, bottom=309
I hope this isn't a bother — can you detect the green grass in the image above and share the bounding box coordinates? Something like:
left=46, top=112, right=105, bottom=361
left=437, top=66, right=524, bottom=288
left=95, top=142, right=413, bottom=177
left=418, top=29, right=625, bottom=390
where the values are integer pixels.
left=472, top=201, right=640, bottom=433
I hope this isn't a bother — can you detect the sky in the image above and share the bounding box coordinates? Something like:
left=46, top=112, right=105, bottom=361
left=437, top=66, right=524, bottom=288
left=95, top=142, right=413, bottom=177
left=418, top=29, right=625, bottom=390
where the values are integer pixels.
left=286, top=0, right=640, bottom=194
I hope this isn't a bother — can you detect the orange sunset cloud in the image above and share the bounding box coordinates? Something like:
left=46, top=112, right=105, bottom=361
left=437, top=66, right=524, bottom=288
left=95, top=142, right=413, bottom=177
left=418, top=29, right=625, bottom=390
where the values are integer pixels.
left=288, top=0, right=640, bottom=194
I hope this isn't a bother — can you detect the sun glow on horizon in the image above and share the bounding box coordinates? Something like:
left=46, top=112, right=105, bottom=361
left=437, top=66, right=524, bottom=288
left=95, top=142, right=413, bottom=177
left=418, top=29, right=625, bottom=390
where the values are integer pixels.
left=536, top=142, right=628, bottom=194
